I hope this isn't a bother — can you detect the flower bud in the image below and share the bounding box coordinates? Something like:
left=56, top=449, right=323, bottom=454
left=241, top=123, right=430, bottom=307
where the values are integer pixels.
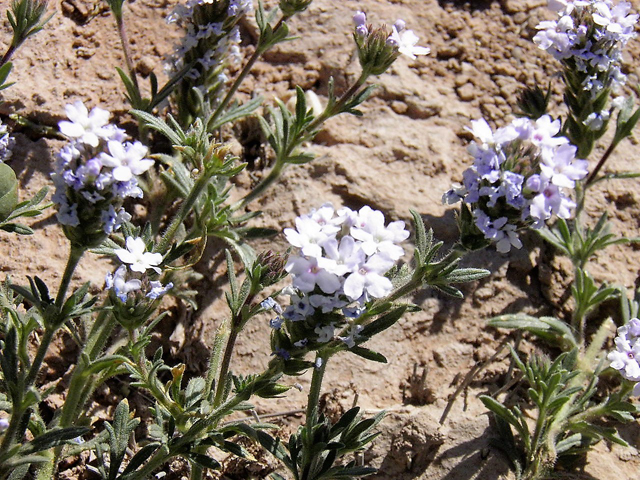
left=279, top=0, right=313, bottom=17
left=250, top=250, right=290, bottom=287
left=354, top=25, right=400, bottom=76
left=353, top=10, right=366, bottom=26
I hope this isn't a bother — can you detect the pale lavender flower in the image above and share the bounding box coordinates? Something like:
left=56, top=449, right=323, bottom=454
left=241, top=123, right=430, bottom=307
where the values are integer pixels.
left=350, top=206, right=409, bottom=260
left=116, top=237, right=163, bottom=274
left=147, top=281, right=174, bottom=299
left=58, top=101, right=111, bottom=147
left=529, top=184, right=576, bottom=222
left=445, top=115, right=587, bottom=252
left=318, top=236, right=364, bottom=276
left=284, top=216, right=336, bottom=258
left=99, top=141, right=153, bottom=182
left=261, top=297, right=284, bottom=315
left=0, top=121, right=14, bottom=162
left=283, top=293, right=315, bottom=321
left=342, top=253, right=394, bottom=301
left=387, top=24, right=430, bottom=59
left=280, top=204, right=406, bottom=348
left=101, top=205, right=131, bottom=234
left=338, top=323, right=364, bottom=348
left=608, top=319, right=640, bottom=394
left=315, top=324, right=335, bottom=343
left=309, top=293, right=348, bottom=313
left=539, top=144, right=589, bottom=188
left=106, top=265, right=142, bottom=302
left=285, top=255, right=341, bottom=294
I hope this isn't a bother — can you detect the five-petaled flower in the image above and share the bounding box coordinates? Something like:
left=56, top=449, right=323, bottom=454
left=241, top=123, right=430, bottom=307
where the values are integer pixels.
left=116, top=237, right=163, bottom=273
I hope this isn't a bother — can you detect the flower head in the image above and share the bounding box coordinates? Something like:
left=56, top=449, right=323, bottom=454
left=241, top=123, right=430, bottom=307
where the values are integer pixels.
left=387, top=22, right=430, bottom=59
left=116, top=237, right=163, bottom=273
left=445, top=115, right=588, bottom=252
left=53, top=102, right=153, bottom=248
left=352, top=11, right=428, bottom=75
left=608, top=318, right=640, bottom=394
left=274, top=204, right=405, bottom=355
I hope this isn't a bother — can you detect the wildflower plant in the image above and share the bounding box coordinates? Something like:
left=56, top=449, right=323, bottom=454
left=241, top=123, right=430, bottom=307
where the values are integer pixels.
left=3, top=0, right=640, bottom=477
left=533, top=0, right=638, bottom=157
left=0, top=2, right=488, bottom=479
left=437, top=1, right=640, bottom=478
left=444, top=115, right=589, bottom=253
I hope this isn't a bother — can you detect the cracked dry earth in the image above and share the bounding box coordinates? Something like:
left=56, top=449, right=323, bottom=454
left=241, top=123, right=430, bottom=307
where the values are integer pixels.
left=3, top=0, right=640, bottom=478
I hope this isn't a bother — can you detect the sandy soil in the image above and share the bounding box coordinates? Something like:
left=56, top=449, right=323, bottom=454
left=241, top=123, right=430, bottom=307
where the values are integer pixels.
left=3, top=0, right=640, bottom=478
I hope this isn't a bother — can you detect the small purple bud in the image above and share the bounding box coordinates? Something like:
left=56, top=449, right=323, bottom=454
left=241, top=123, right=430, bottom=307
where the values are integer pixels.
left=85, top=158, right=102, bottom=177
left=272, top=348, right=290, bottom=361
left=269, top=316, right=284, bottom=329
left=386, top=37, right=399, bottom=47
left=526, top=174, right=543, bottom=193
left=353, top=10, right=366, bottom=26
left=0, top=418, right=9, bottom=431
left=355, top=24, right=368, bottom=36
left=628, top=318, right=640, bottom=337
left=394, top=19, right=406, bottom=31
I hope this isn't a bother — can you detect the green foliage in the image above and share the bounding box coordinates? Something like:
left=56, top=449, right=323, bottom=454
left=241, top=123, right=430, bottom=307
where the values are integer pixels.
left=481, top=348, right=635, bottom=480
left=0, top=162, right=18, bottom=222
left=257, top=407, right=382, bottom=480
left=537, top=214, right=632, bottom=269
left=6, top=0, right=52, bottom=53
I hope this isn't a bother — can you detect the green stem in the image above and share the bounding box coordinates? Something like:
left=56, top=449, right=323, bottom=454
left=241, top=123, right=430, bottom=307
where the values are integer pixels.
left=585, top=140, right=618, bottom=187
left=233, top=71, right=370, bottom=211
left=55, top=245, right=85, bottom=309
left=24, top=326, right=54, bottom=387
left=213, top=327, right=238, bottom=407
left=58, top=311, right=116, bottom=429
left=300, top=353, right=328, bottom=480
left=305, top=353, right=327, bottom=429
left=0, top=401, right=26, bottom=456
left=0, top=45, right=15, bottom=66
left=209, top=17, right=288, bottom=130
left=156, top=171, right=212, bottom=255
left=115, top=14, right=138, bottom=93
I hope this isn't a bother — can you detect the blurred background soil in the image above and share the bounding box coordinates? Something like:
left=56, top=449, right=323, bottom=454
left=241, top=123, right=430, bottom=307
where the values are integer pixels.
left=3, top=0, right=640, bottom=478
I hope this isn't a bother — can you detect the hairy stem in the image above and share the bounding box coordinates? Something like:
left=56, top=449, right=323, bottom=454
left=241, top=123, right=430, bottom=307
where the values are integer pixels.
left=234, top=71, right=369, bottom=211
left=585, top=140, right=618, bottom=186
left=156, top=171, right=211, bottom=254
left=213, top=326, right=238, bottom=407
left=115, top=14, right=139, bottom=93
left=55, top=245, right=85, bottom=309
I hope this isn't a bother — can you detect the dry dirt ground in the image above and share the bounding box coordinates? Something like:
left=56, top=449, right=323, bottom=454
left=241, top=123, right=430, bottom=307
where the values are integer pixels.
left=3, top=0, right=640, bottom=478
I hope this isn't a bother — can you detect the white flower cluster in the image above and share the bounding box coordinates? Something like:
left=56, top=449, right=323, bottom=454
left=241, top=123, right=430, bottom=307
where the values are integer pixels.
left=607, top=318, right=640, bottom=395
left=444, top=115, right=588, bottom=253
left=534, top=0, right=638, bottom=96
left=285, top=204, right=408, bottom=302
left=0, top=120, right=15, bottom=163
left=53, top=101, right=154, bottom=233
left=166, top=0, right=253, bottom=82
left=266, top=204, right=408, bottom=350
left=106, top=237, right=173, bottom=302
